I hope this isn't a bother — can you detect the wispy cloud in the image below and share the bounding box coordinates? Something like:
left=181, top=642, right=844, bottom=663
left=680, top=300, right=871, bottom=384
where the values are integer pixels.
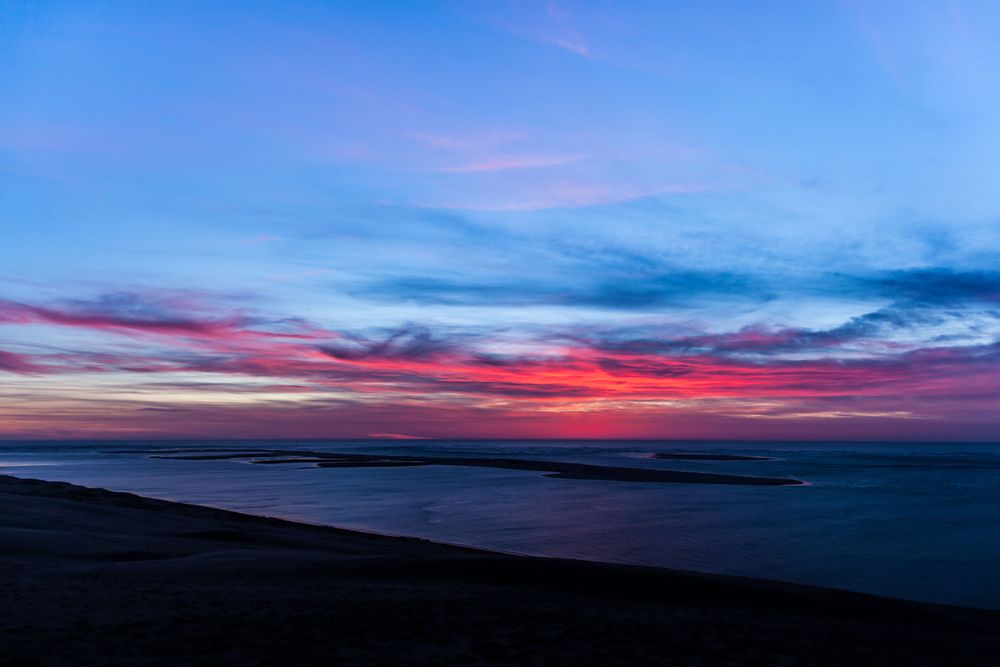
left=544, top=1, right=591, bottom=56
left=431, top=181, right=707, bottom=211
left=318, top=325, right=458, bottom=362
left=0, top=292, right=326, bottom=343
left=497, top=1, right=593, bottom=58
left=3, top=281, right=1000, bottom=439
left=0, top=349, right=45, bottom=374
left=407, top=130, right=527, bottom=152
left=3, top=289, right=999, bottom=406
left=433, top=154, right=583, bottom=173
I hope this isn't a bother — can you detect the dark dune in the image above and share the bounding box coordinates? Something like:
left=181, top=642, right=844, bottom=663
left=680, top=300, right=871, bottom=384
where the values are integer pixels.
left=654, top=452, right=774, bottom=461
left=147, top=449, right=803, bottom=485
left=1, top=474, right=999, bottom=666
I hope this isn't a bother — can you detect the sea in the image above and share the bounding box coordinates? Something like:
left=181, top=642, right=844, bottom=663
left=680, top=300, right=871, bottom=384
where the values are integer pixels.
left=2, top=439, right=999, bottom=609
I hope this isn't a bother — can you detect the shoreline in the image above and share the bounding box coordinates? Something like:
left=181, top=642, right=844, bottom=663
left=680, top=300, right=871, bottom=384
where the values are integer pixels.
left=2, top=474, right=999, bottom=665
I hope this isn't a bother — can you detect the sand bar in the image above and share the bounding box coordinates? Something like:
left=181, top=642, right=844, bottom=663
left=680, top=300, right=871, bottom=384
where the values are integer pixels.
left=143, top=449, right=803, bottom=485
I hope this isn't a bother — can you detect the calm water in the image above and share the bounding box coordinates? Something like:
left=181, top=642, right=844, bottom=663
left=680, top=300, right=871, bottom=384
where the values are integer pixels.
left=2, top=439, right=999, bottom=609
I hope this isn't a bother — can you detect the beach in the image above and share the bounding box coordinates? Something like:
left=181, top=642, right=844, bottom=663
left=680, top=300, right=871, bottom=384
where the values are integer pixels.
left=2, top=474, right=999, bottom=666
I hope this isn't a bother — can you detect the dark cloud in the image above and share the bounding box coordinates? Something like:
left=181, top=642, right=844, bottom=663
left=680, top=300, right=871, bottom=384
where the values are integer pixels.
left=863, top=268, right=1000, bottom=305
left=0, top=293, right=240, bottom=335
left=358, top=265, right=1000, bottom=315
left=318, top=325, right=458, bottom=361
left=582, top=307, right=958, bottom=358
left=358, top=270, right=767, bottom=310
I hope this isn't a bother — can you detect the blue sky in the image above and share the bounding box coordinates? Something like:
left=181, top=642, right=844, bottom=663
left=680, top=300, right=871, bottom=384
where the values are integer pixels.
left=2, top=1, right=1000, bottom=439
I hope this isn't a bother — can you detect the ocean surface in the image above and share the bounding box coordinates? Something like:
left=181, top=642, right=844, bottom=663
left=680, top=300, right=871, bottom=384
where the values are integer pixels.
left=2, top=439, right=999, bottom=609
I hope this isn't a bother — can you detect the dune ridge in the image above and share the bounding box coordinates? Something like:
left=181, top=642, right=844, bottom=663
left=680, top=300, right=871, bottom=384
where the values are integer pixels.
left=2, top=474, right=1000, bottom=665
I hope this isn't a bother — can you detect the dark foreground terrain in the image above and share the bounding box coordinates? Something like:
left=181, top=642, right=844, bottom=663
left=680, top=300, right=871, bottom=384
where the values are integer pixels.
left=1, top=474, right=998, bottom=666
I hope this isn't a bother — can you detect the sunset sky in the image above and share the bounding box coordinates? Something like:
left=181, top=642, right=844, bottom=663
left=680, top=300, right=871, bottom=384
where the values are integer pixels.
left=3, top=1, right=1000, bottom=440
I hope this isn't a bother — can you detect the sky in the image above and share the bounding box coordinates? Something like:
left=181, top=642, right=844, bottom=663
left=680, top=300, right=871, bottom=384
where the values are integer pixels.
left=2, top=0, right=1000, bottom=440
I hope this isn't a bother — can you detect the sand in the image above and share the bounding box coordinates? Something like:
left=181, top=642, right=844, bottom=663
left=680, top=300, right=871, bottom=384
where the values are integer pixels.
left=143, top=448, right=803, bottom=485
left=1, top=474, right=998, bottom=666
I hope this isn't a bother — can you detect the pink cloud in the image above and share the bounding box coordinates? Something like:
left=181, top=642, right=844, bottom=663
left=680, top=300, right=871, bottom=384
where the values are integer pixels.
left=0, top=350, right=46, bottom=374
left=0, top=296, right=329, bottom=347
left=433, top=154, right=584, bottom=173
left=4, top=293, right=1000, bottom=439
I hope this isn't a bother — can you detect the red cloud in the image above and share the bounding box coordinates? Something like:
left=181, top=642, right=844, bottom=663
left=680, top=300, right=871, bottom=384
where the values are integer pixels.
left=3, top=294, right=1000, bottom=439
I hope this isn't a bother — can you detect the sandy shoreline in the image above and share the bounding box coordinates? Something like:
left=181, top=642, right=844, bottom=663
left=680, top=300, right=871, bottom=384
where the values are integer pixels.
left=2, top=473, right=998, bottom=666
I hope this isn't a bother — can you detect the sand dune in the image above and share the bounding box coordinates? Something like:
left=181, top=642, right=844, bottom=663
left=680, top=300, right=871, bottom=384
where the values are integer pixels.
left=2, top=474, right=998, bottom=666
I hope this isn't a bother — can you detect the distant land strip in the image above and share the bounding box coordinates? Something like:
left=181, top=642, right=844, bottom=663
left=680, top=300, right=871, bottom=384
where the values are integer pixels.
left=653, top=453, right=773, bottom=461
left=123, top=449, right=804, bottom=486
